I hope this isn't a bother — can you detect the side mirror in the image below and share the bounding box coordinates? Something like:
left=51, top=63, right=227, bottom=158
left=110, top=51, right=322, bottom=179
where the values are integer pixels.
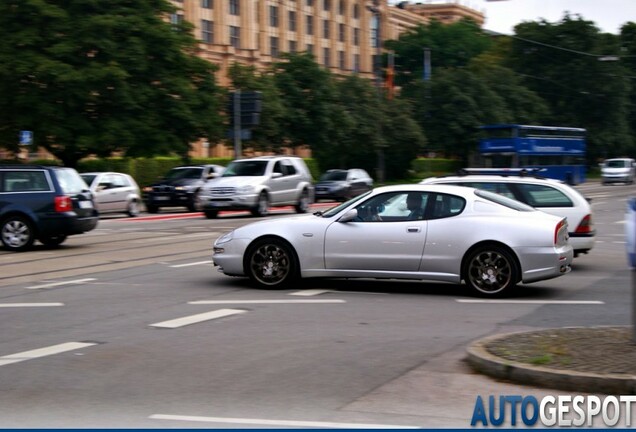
left=339, top=209, right=358, bottom=223
left=271, top=172, right=283, bottom=179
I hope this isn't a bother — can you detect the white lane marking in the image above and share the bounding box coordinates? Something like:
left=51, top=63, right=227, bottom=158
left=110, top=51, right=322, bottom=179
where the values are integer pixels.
left=149, top=414, right=419, bottom=429
left=188, top=299, right=345, bottom=305
left=0, top=303, right=64, bottom=307
left=457, top=299, right=604, bottom=305
left=170, top=261, right=213, bottom=268
left=149, top=308, right=246, bottom=329
left=289, top=289, right=333, bottom=296
left=0, top=342, right=96, bottom=367
left=25, top=278, right=97, bottom=290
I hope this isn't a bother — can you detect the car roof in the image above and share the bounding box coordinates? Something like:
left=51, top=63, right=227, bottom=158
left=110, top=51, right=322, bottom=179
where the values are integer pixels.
left=374, top=183, right=479, bottom=196
left=422, top=174, right=565, bottom=185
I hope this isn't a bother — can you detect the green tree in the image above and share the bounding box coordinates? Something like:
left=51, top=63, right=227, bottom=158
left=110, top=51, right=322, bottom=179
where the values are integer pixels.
left=0, top=0, right=223, bottom=167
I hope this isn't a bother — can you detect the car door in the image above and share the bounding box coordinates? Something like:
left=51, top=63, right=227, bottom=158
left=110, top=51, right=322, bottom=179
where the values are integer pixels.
left=324, top=191, right=428, bottom=271
left=108, top=174, right=130, bottom=212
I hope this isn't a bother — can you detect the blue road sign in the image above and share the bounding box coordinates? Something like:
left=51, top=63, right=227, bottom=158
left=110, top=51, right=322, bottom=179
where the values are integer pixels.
left=19, top=130, right=33, bottom=145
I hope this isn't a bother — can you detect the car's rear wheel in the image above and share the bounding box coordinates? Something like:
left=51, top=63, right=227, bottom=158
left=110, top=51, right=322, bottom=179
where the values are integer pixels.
left=463, top=245, right=518, bottom=297
left=127, top=200, right=140, bottom=217
left=1, top=216, right=36, bottom=252
left=39, top=235, right=67, bottom=247
left=187, top=191, right=201, bottom=212
left=294, top=189, right=310, bottom=213
left=251, top=192, right=269, bottom=217
left=245, top=238, right=298, bottom=289
left=204, top=210, right=218, bottom=219
left=146, top=204, right=159, bottom=213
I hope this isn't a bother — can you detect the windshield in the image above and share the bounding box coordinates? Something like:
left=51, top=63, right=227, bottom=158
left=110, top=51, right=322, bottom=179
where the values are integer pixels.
left=474, top=189, right=534, bottom=212
left=319, top=190, right=372, bottom=218
left=80, top=174, right=96, bottom=187
left=320, top=171, right=347, bottom=181
left=606, top=159, right=629, bottom=168
left=222, top=160, right=268, bottom=177
left=56, top=168, right=89, bottom=194
left=165, top=167, right=203, bottom=180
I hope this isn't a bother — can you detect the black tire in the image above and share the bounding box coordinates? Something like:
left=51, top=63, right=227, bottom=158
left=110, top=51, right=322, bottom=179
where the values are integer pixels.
left=463, top=245, right=518, bottom=297
left=187, top=191, right=201, bottom=212
left=146, top=204, right=159, bottom=214
left=244, top=238, right=298, bottom=289
left=39, top=235, right=67, bottom=247
left=127, top=200, right=140, bottom=217
left=1, top=216, right=36, bottom=252
left=251, top=192, right=269, bottom=217
left=204, top=210, right=218, bottom=219
left=294, top=189, right=310, bottom=213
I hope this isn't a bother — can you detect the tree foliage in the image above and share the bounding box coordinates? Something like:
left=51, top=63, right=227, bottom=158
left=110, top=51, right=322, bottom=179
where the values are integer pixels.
left=0, top=0, right=223, bottom=167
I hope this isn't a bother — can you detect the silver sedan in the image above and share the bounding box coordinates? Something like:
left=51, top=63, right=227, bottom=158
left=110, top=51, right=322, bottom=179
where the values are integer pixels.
left=213, top=184, right=573, bottom=297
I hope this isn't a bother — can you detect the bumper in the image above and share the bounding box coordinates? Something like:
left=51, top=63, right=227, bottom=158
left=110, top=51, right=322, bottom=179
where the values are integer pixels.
left=202, top=194, right=259, bottom=211
left=212, top=238, right=252, bottom=276
left=516, top=245, right=573, bottom=284
left=143, top=192, right=194, bottom=207
left=39, top=212, right=99, bottom=236
left=602, top=176, right=632, bottom=183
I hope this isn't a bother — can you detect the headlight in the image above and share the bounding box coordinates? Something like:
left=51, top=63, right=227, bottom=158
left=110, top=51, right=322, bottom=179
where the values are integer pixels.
left=175, top=185, right=193, bottom=191
left=142, top=186, right=153, bottom=192
left=237, top=185, right=254, bottom=194
left=215, top=231, right=234, bottom=245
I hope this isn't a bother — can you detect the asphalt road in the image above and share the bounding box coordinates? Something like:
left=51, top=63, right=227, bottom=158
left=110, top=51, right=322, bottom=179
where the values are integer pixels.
left=0, top=182, right=633, bottom=428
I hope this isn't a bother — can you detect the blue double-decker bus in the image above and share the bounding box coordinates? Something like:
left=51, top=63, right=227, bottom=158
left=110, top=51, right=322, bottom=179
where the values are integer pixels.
left=477, top=124, right=587, bottom=184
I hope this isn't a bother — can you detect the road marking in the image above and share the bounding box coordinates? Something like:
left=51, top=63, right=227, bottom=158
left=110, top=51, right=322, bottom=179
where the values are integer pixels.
left=289, top=289, right=333, bottom=296
left=188, top=299, right=346, bottom=305
left=170, top=261, right=213, bottom=268
left=0, top=303, right=64, bottom=307
left=0, top=342, right=96, bottom=367
left=149, top=308, right=246, bottom=329
left=149, top=414, right=419, bottom=429
left=456, top=299, right=604, bottom=305
left=25, top=278, right=97, bottom=290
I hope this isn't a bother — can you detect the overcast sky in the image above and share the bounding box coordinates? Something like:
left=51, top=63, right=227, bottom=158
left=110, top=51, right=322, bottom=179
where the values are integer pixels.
left=475, top=0, right=634, bottom=34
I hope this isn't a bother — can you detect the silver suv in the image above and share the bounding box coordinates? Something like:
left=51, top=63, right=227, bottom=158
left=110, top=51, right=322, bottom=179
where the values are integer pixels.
left=200, top=156, right=314, bottom=218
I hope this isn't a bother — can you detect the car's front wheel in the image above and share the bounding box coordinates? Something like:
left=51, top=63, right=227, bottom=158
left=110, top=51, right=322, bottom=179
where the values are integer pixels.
left=1, top=216, right=36, bottom=252
left=251, top=192, right=269, bottom=217
left=127, top=200, right=140, bottom=217
left=463, top=245, right=518, bottom=297
left=294, top=189, right=310, bottom=213
left=245, top=238, right=298, bottom=289
left=204, top=210, right=218, bottom=219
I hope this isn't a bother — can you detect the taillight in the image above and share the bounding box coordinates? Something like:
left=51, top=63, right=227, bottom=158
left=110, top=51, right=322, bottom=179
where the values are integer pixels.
left=574, top=214, right=593, bottom=234
left=554, top=219, right=567, bottom=245
left=55, top=196, right=72, bottom=212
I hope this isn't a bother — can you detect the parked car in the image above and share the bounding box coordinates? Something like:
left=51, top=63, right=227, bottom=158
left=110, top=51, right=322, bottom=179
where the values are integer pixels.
left=600, top=158, right=636, bottom=185
left=142, top=164, right=225, bottom=213
left=314, top=168, right=373, bottom=201
left=0, top=165, right=98, bottom=251
left=81, top=172, right=141, bottom=217
left=421, top=173, right=595, bottom=257
left=200, top=156, right=314, bottom=218
left=212, top=184, right=573, bottom=297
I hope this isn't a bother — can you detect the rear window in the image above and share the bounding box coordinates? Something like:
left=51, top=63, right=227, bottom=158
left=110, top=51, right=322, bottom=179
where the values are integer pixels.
left=55, top=168, right=88, bottom=194
left=516, top=184, right=573, bottom=208
left=2, top=170, right=51, bottom=192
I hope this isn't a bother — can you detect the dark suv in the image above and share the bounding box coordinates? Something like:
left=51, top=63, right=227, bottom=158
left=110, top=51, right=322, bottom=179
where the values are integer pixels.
left=142, top=164, right=224, bottom=213
left=0, top=165, right=99, bottom=251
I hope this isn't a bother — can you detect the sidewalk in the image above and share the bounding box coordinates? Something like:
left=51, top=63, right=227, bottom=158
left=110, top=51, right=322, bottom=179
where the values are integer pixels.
left=467, top=326, right=636, bottom=394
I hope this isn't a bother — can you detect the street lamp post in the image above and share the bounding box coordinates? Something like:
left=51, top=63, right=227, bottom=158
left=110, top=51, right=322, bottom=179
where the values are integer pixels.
left=367, top=0, right=386, bottom=184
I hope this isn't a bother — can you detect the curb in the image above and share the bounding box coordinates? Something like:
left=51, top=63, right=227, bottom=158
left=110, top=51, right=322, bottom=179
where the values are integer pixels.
left=466, top=329, right=636, bottom=394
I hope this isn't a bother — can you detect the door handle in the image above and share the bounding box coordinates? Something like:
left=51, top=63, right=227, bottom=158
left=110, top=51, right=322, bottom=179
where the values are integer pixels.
left=407, top=227, right=421, bottom=233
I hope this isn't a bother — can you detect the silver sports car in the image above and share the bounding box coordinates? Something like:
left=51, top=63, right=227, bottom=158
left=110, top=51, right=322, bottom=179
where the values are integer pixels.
left=213, top=184, right=573, bottom=297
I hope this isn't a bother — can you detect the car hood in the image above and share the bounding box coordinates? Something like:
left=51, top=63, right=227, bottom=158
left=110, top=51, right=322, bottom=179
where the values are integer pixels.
left=232, top=213, right=332, bottom=238
left=208, top=176, right=268, bottom=188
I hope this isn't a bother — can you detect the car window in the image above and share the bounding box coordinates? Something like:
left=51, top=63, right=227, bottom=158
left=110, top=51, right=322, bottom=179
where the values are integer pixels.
left=320, top=171, right=347, bottom=181
left=2, top=170, right=51, bottom=192
left=462, top=182, right=516, bottom=200
left=55, top=168, right=87, bottom=194
left=515, top=184, right=573, bottom=208
left=281, top=161, right=296, bottom=176
left=354, top=192, right=432, bottom=222
left=111, top=174, right=127, bottom=188
left=429, top=193, right=465, bottom=219
left=474, top=189, right=535, bottom=212
left=166, top=167, right=203, bottom=180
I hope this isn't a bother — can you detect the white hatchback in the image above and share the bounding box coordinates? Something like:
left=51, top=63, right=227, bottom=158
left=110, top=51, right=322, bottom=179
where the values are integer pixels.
left=421, top=174, right=595, bottom=257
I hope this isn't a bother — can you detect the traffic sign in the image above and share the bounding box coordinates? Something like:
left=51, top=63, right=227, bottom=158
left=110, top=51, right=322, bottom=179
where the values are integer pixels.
left=19, top=130, right=33, bottom=145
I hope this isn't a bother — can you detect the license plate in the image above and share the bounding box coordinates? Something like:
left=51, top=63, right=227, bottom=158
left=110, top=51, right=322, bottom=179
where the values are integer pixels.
left=79, top=200, right=93, bottom=209
left=155, top=196, right=170, bottom=201
left=210, top=201, right=228, bottom=207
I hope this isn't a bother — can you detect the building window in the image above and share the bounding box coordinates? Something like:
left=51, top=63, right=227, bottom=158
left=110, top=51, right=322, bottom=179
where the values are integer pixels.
left=353, top=27, right=360, bottom=46
left=354, top=54, right=360, bottom=72
left=229, top=0, right=240, bottom=16
left=353, top=4, right=359, bottom=18
left=170, top=13, right=184, bottom=26
left=306, top=43, right=314, bottom=55
left=270, top=36, right=279, bottom=58
left=338, top=0, right=344, bottom=15
left=306, top=15, right=313, bottom=35
left=323, top=0, right=330, bottom=11
left=269, top=6, right=279, bottom=27
left=339, top=50, right=345, bottom=70
left=230, top=25, right=240, bottom=48
left=323, top=19, right=330, bottom=39
left=338, top=23, right=345, bottom=42
left=201, top=19, right=213, bottom=43
left=201, top=0, right=212, bottom=8
left=323, top=47, right=330, bottom=67
left=289, top=40, right=297, bottom=53
left=371, top=16, right=379, bottom=48
left=306, top=0, right=313, bottom=6
left=289, top=11, right=297, bottom=31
